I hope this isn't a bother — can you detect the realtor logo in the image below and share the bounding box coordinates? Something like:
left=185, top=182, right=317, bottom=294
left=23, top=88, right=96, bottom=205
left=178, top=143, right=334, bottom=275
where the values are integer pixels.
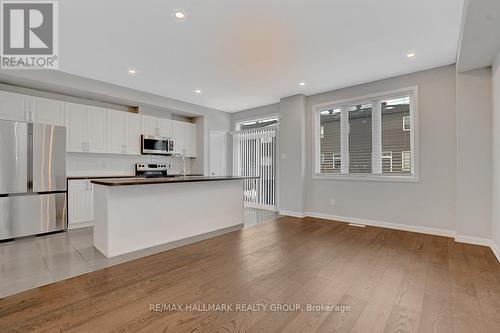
left=1, top=0, right=58, bottom=69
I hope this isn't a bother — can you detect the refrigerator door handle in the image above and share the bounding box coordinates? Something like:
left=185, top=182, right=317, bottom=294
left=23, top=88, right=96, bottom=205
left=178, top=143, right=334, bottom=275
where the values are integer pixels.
left=27, top=123, right=33, bottom=191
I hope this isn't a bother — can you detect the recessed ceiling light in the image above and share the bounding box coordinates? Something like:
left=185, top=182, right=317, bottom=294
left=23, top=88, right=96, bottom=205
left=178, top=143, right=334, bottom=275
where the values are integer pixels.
left=406, top=52, right=416, bottom=58
left=127, top=68, right=137, bottom=76
left=194, top=89, right=202, bottom=94
left=299, top=81, right=306, bottom=86
left=175, top=11, right=185, bottom=20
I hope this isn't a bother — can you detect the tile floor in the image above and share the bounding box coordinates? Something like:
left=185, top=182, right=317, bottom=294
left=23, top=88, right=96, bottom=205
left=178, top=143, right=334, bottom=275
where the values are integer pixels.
left=0, top=207, right=278, bottom=298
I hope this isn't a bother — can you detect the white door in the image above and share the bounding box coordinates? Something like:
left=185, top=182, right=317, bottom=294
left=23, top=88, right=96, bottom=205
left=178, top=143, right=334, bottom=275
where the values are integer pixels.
left=107, top=109, right=125, bottom=154
left=87, top=106, right=107, bottom=153
left=141, top=115, right=158, bottom=136
left=66, top=103, right=86, bottom=152
left=30, top=96, right=65, bottom=126
left=0, top=91, right=29, bottom=121
left=68, top=180, right=92, bottom=224
left=209, top=130, right=226, bottom=176
left=157, top=118, right=172, bottom=137
left=125, top=113, right=141, bottom=155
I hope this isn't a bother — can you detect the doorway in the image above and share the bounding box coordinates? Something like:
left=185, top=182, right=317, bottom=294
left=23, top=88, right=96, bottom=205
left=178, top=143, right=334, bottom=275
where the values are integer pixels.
left=233, top=120, right=277, bottom=211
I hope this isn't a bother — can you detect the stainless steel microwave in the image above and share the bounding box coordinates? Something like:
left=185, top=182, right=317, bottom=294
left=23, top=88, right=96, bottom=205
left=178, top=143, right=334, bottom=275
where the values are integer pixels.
left=141, top=135, right=174, bottom=155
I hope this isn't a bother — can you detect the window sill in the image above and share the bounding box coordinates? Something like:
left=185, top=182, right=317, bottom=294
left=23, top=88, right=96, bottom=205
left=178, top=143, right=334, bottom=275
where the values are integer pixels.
left=312, top=173, right=419, bottom=183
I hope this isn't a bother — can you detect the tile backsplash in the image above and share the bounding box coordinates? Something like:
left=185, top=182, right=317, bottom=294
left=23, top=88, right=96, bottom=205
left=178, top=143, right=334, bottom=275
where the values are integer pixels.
left=67, top=153, right=192, bottom=177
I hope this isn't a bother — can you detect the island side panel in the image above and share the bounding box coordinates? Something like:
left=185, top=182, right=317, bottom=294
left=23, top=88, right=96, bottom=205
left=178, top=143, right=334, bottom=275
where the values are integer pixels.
left=93, top=184, right=109, bottom=256
left=102, top=179, right=244, bottom=257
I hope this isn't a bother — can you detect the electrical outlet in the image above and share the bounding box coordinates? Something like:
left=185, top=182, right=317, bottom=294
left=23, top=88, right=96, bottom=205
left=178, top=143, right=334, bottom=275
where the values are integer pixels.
left=329, top=198, right=335, bottom=205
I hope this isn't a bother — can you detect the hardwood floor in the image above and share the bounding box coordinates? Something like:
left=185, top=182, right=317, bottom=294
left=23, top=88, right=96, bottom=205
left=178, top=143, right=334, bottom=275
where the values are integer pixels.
left=0, top=216, right=499, bottom=333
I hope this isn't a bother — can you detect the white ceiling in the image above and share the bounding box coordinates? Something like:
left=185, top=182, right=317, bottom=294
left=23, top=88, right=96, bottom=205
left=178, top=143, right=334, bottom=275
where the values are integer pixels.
left=59, top=0, right=464, bottom=112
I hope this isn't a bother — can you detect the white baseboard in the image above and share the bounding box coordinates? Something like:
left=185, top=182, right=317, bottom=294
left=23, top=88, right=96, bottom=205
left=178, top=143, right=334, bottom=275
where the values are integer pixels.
left=454, top=234, right=492, bottom=247
left=68, top=221, right=94, bottom=230
left=304, top=211, right=455, bottom=238
left=278, top=210, right=305, bottom=218
left=491, top=241, right=500, bottom=263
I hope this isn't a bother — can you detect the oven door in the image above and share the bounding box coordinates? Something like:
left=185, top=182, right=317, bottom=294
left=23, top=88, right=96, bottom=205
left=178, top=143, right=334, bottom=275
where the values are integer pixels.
left=142, top=135, right=170, bottom=155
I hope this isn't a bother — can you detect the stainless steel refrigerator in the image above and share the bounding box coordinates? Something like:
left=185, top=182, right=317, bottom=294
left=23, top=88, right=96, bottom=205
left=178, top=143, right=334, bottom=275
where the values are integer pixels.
left=0, top=120, right=67, bottom=240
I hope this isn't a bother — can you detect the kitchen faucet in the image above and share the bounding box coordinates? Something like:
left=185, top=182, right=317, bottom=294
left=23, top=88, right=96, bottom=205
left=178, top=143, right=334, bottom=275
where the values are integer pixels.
left=169, top=153, right=186, bottom=177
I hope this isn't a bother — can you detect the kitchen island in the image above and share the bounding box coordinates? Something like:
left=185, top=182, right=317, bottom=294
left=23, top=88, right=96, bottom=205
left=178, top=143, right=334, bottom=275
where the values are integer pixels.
left=91, top=176, right=253, bottom=257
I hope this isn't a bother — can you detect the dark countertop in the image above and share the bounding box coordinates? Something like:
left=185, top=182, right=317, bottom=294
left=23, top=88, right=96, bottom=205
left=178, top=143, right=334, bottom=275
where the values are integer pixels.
left=67, top=175, right=137, bottom=180
left=68, top=174, right=204, bottom=180
left=91, top=176, right=258, bottom=186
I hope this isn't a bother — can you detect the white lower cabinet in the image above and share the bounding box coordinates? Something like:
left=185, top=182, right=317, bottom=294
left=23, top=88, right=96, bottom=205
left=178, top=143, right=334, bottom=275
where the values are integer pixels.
left=68, top=179, right=94, bottom=225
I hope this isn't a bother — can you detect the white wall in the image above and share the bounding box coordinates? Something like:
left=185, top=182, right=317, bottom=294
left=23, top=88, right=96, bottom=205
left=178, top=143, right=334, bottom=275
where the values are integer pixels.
left=305, top=66, right=457, bottom=232
left=492, top=51, right=500, bottom=250
left=233, top=66, right=459, bottom=232
left=456, top=68, right=492, bottom=239
left=67, top=154, right=191, bottom=177
left=279, top=95, right=307, bottom=214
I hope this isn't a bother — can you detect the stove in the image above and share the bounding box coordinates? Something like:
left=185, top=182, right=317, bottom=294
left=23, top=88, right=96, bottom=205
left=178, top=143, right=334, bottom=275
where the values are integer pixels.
left=135, top=163, right=168, bottom=178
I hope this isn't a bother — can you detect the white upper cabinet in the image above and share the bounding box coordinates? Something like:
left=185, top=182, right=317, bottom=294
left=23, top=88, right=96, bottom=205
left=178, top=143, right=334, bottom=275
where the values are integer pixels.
left=86, top=106, right=108, bottom=153
left=66, top=103, right=107, bottom=153
left=141, top=115, right=172, bottom=138
left=187, top=122, right=197, bottom=157
left=125, top=113, right=140, bottom=155
left=108, top=110, right=140, bottom=155
left=141, top=115, right=158, bottom=136
left=66, top=103, right=87, bottom=152
left=0, top=91, right=29, bottom=121
left=107, top=109, right=125, bottom=154
left=158, top=118, right=173, bottom=137
left=30, top=96, right=65, bottom=126
left=172, top=120, right=197, bottom=157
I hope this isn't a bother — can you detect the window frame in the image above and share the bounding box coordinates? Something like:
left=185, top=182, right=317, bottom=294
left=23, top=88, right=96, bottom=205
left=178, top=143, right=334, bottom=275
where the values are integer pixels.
left=312, top=86, right=418, bottom=182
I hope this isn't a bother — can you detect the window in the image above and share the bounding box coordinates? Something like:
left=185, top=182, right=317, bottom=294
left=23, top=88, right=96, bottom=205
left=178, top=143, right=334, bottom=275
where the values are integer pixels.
left=402, top=151, right=411, bottom=172
left=319, top=108, right=341, bottom=174
left=314, top=87, right=416, bottom=180
left=348, top=103, right=372, bottom=173
left=333, top=153, right=341, bottom=169
left=238, top=116, right=278, bottom=130
left=403, top=116, right=410, bottom=131
left=382, top=97, right=411, bottom=174
left=382, top=151, right=393, bottom=172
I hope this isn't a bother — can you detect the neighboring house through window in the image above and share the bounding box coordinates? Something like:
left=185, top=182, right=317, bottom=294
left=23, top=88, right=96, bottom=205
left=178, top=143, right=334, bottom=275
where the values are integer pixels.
left=314, top=87, right=416, bottom=180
